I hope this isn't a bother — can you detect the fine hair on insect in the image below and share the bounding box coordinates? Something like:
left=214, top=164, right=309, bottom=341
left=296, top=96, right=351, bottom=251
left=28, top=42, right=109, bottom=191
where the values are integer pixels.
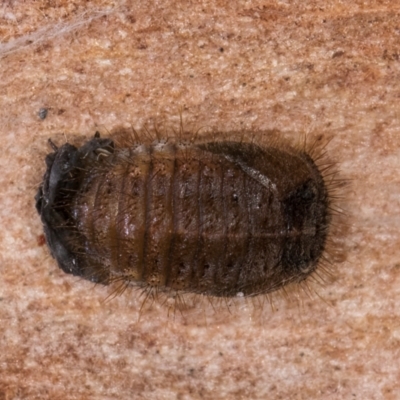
left=35, top=122, right=348, bottom=316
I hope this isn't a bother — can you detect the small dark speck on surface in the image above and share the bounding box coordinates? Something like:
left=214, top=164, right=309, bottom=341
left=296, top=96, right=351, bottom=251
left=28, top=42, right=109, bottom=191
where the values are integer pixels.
left=38, top=108, right=48, bottom=120
left=332, top=50, right=345, bottom=58
left=37, top=234, right=46, bottom=247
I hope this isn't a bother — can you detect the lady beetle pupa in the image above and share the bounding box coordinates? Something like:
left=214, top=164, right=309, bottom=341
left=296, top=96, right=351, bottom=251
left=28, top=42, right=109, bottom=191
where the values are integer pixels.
left=35, top=130, right=339, bottom=299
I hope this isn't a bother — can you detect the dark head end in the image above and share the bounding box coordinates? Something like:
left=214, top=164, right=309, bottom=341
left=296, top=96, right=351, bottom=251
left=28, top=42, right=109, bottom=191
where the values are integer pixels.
left=35, top=133, right=114, bottom=282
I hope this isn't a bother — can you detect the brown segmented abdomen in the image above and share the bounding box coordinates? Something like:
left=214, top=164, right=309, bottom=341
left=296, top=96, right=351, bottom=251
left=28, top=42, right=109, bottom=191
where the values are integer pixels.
left=36, top=133, right=330, bottom=297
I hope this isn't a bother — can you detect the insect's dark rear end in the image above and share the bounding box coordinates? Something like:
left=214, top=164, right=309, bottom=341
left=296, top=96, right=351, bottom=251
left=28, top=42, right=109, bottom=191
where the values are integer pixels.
left=36, top=133, right=330, bottom=297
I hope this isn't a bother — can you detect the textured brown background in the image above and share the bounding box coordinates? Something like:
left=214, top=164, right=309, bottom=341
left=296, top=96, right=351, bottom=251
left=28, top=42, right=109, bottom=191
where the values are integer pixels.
left=1, top=1, right=400, bottom=399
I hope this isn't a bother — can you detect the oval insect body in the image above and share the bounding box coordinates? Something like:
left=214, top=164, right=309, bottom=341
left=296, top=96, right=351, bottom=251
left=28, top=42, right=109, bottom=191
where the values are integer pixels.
left=36, top=132, right=331, bottom=298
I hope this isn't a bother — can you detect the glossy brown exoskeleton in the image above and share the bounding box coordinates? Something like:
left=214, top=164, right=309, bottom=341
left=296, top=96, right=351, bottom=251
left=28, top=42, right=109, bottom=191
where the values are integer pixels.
left=36, top=132, right=331, bottom=297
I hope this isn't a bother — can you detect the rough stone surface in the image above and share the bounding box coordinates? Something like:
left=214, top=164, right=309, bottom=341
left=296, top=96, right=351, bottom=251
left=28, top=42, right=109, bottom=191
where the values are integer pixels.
left=1, top=1, right=400, bottom=399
